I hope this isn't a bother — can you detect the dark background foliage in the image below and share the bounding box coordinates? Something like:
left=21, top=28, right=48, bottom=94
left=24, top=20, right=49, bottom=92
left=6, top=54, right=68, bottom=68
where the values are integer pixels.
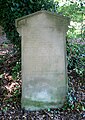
left=0, top=0, right=58, bottom=50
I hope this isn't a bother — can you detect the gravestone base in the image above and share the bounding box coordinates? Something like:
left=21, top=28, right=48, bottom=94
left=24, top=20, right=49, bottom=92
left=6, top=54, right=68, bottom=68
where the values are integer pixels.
left=22, top=99, right=64, bottom=110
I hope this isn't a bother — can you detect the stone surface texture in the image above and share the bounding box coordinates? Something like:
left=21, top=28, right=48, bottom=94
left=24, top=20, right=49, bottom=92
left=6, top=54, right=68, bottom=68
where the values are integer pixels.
left=16, top=10, right=70, bottom=110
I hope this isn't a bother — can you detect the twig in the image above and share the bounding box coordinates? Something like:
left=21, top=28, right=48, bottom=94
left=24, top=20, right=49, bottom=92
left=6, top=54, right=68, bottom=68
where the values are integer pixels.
left=43, top=110, right=52, bottom=119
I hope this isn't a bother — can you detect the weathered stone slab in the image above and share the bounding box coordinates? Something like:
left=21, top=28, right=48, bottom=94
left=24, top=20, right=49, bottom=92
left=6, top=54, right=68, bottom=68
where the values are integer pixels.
left=16, top=10, right=70, bottom=110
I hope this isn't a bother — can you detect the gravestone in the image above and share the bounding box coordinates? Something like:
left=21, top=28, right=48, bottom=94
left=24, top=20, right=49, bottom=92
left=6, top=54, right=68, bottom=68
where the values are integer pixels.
left=16, top=10, right=70, bottom=110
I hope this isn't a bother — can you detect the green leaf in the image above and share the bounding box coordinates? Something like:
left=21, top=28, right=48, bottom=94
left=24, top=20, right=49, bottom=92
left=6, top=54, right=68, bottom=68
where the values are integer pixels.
left=82, top=106, right=85, bottom=111
left=0, top=74, right=3, bottom=78
left=30, top=0, right=34, bottom=4
left=47, top=108, right=51, bottom=112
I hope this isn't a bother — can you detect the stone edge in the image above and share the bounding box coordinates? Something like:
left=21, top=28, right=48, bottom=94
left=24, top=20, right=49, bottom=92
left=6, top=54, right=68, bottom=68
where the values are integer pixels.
left=15, top=10, right=70, bottom=28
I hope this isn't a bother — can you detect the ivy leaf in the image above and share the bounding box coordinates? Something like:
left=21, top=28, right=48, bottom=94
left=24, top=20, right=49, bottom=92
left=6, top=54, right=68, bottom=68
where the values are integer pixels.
left=30, top=0, right=34, bottom=4
left=82, top=106, right=85, bottom=111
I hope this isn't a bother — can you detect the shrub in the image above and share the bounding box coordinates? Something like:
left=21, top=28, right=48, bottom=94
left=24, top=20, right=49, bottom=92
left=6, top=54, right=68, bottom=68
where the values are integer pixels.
left=67, top=39, right=85, bottom=76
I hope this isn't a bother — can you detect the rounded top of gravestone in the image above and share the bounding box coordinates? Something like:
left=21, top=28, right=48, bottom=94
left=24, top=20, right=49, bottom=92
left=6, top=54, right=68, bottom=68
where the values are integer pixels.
left=15, top=10, right=70, bottom=28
